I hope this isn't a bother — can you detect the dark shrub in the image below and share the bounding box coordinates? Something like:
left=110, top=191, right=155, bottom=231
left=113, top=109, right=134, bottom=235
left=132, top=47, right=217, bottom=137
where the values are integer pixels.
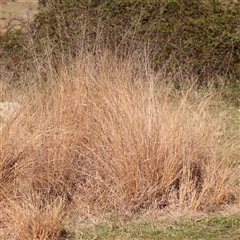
left=1, top=0, right=240, bottom=83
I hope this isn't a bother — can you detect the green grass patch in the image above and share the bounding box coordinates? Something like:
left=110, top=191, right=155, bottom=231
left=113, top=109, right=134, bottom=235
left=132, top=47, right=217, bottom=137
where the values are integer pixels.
left=74, top=215, right=240, bottom=240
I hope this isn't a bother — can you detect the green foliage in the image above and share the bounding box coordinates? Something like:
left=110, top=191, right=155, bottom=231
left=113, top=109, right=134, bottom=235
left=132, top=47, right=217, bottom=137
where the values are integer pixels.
left=223, top=80, right=240, bottom=106
left=0, top=30, right=29, bottom=75
left=1, top=0, right=240, bottom=82
left=33, top=0, right=240, bottom=80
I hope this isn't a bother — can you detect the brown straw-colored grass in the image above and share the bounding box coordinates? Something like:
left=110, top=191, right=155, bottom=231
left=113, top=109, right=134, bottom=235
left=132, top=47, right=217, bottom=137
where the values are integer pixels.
left=0, top=50, right=239, bottom=239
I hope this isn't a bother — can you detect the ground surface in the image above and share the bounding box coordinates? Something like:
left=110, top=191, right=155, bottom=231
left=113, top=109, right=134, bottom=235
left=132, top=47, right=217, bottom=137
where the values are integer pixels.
left=71, top=211, right=240, bottom=240
left=0, top=0, right=38, bottom=35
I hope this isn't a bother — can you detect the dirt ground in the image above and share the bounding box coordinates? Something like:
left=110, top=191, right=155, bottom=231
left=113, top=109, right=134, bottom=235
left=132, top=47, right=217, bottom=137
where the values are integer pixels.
left=0, top=0, right=39, bottom=35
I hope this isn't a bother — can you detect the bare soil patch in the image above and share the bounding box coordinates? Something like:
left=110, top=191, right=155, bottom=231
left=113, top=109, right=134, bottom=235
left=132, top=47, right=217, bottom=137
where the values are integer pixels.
left=1, top=0, right=38, bottom=35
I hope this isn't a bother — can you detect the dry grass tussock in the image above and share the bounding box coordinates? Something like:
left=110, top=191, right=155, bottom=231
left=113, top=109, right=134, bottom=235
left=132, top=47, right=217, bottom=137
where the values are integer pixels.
left=0, top=51, right=239, bottom=239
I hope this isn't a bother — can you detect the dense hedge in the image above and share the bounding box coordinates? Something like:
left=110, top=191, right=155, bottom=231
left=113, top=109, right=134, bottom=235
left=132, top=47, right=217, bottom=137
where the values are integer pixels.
left=33, top=0, right=240, bottom=79
left=1, top=0, right=240, bottom=81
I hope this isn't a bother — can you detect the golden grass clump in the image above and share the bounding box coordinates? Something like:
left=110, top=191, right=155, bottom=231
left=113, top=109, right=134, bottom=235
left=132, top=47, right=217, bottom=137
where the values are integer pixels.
left=0, top=50, right=239, bottom=238
left=2, top=195, right=66, bottom=240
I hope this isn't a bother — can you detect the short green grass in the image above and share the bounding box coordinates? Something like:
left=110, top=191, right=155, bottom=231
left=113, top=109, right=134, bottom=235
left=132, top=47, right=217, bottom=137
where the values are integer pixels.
left=73, top=214, right=240, bottom=240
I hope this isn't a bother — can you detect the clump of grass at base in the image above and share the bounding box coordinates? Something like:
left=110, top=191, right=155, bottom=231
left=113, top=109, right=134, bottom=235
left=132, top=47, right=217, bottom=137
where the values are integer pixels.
left=0, top=51, right=239, bottom=238
left=2, top=195, right=66, bottom=240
